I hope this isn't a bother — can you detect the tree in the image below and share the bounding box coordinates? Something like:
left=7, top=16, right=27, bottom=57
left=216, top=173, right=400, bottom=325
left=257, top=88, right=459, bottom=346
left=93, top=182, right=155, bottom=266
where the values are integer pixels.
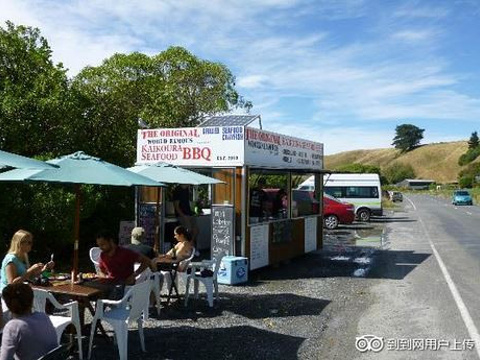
left=383, top=163, right=415, bottom=184
left=468, top=131, right=479, bottom=149
left=71, top=47, right=251, bottom=166
left=392, top=124, right=424, bottom=152
left=0, top=21, right=72, bottom=156
left=335, top=163, right=381, bottom=174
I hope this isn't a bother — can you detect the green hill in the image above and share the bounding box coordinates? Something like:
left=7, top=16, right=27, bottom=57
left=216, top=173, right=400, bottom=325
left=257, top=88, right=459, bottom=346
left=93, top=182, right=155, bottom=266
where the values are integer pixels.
left=325, top=141, right=470, bottom=184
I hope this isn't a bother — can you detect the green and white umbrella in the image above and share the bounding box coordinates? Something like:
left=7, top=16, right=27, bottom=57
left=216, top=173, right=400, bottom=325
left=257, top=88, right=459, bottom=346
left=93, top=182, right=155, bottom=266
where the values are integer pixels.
left=0, top=149, right=55, bottom=170
left=0, top=151, right=165, bottom=274
left=127, top=162, right=224, bottom=185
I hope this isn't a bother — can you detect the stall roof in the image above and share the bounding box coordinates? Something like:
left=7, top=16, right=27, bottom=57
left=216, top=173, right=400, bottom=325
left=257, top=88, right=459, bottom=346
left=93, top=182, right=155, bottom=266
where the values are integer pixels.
left=199, top=115, right=261, bottom=128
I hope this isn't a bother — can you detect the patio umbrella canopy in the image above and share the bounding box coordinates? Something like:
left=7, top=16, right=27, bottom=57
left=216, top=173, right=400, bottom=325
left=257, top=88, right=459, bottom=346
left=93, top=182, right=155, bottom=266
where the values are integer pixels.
left=0, top=151, right=164, bottom=275
left=0, top=149, right=56, bottom=170
left=127, top=162, right=224, bottom=185
left=127, top=162, right=225, bottom=251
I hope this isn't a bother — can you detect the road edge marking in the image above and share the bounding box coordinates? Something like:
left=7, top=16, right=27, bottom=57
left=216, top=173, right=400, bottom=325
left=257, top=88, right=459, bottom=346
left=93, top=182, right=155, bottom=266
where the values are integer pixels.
left=418, top=216, right=480, bottom=358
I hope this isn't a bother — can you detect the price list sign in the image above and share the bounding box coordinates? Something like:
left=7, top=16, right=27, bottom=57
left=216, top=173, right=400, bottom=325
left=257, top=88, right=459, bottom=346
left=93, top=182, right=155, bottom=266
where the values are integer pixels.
left=211, top=205, right=234, bottom=259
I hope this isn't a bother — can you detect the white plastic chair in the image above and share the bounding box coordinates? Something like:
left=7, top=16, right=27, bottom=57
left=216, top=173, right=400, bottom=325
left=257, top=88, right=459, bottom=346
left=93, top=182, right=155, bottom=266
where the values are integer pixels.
left=125, top=265, right=160, bottom=320
left=89, top=247, right=101, bottom=273
left=32, top=288, right=83, bottom=360
left=88, top=279, right=152, bottom=360
left=184, top=252, right=224, bottom=307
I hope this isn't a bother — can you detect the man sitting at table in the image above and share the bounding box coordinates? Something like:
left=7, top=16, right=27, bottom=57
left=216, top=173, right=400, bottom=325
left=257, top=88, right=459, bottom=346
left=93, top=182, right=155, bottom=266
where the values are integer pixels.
left=124, top=226, right=156, bottom=259
left=95, top=230, right=152, bottom=285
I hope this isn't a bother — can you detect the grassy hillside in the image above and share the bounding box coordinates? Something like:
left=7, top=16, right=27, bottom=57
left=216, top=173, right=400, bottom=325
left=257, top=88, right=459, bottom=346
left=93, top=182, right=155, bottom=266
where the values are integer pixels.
left=325, top=141, right=469, bottom=184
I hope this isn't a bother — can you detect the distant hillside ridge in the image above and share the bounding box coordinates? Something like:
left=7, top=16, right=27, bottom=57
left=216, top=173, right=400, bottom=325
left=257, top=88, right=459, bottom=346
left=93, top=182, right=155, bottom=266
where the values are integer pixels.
left=324, top=141, right=470, bottom=184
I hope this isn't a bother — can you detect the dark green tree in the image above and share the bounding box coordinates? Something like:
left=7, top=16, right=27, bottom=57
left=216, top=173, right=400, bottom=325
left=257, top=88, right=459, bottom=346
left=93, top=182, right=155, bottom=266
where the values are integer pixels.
left=383, top=163, right=415, bottom=184
left=0, top=21, right=72, bottom=156
left=468, top=131, right=479, bottom=149
left=71, top=47, right=251, bottom=166
left=335, top=163, right=381, bottom=174
left=392, top=124, right=424, bottom=152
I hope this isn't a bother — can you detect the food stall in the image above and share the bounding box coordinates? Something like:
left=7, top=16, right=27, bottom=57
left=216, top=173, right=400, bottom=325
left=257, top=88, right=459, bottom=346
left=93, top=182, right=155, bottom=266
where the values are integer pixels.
left=136, top=115, right=324, bottom=270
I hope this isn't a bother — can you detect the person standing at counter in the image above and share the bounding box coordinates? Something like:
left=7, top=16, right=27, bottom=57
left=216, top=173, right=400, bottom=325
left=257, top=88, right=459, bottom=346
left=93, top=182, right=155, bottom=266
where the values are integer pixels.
left=173, top=184, right=198, bottom=245
left=249, top=178, right=268, bottom=222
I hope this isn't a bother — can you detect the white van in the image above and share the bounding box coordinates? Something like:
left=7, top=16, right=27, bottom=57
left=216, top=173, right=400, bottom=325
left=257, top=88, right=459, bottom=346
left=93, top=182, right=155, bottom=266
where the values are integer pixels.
left=323, top=173, right=382, bottom=221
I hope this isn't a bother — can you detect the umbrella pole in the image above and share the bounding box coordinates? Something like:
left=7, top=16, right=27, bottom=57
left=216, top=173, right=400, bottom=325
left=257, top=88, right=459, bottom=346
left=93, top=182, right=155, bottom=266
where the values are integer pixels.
left=73, top=184, right=81, bottom=280
left=154, top=187, right=160, bottom=253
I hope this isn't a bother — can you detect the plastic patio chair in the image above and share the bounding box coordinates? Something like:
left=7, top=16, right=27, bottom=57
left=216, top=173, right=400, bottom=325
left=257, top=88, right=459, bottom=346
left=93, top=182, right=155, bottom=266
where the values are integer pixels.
left=89, top=247, right=101, bottom=273
left=32, top=288, right=83, bottom=360
left=184, top=252, right=224, bottom=307
left=88, top=279, right=152, bottom=360
left=125, top=265, right=159, bottom=320
left=36, top=342, right=73, bottom=360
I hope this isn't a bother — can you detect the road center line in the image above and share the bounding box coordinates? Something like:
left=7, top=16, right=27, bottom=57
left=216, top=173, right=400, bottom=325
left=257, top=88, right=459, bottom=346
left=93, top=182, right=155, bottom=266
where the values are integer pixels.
left=417, top=216, right=480, bottom=358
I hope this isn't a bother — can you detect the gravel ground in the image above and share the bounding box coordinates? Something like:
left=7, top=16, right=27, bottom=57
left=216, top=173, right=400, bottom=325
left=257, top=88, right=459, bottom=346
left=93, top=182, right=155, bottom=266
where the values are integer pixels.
left=81, top=241, right=382, bottom=360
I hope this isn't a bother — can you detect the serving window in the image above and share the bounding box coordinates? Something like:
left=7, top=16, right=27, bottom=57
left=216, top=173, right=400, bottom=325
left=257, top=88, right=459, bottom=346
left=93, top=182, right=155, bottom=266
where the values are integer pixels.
left=248, top=169, right=288, bottom=224
left=291, top=172, right=318, bottom=218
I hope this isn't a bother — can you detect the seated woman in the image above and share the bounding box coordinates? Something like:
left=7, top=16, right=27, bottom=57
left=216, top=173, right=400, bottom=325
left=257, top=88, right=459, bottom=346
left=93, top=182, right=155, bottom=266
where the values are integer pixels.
left=0, top=230, right=54, bottom=320
left=0, top=230, right=54, bottom=289
left=154, top=226, right=194, bottom=267
left=0, top=283, right=58, bottom=360
left=153, top=226, right=194, bottom=292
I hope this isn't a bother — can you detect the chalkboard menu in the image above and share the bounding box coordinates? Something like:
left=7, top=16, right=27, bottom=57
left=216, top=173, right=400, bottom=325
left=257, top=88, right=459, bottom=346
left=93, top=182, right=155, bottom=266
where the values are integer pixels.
left=271, top=220, right=292, bottom=244
left=137, top=203, right=158, bottom=247
left=211, top=204, right=234, bottom=258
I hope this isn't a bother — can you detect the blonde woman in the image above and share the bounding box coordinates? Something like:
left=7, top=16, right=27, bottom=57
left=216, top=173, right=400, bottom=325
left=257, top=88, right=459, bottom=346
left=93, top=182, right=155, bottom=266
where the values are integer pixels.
left=0, top=230, right=54, bottom=292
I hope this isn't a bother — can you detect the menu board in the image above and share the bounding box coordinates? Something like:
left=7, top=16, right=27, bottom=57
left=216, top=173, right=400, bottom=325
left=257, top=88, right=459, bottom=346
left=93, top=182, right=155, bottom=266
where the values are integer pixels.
left=118, top=220, right=135, bottom=245
left=250, top=224, right=269, bottom=270
left=137, top=203, right=158, bottom=247
left=304, top=217, right=317, bottom=253
left=211, top=205, right=234, bottom=259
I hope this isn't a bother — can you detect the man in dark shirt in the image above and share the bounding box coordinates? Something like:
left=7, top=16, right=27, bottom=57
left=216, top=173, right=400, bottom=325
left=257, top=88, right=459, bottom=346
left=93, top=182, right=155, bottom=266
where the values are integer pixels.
left=124, top=227, right=156, bottom=259
left=173, top=184, right=198, bottom=244
left=250, top=178, right=268, bottom=222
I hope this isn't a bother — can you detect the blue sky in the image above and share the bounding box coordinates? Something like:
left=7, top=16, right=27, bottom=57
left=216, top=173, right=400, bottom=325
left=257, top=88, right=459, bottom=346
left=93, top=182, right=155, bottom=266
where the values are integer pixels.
left=2, top=0, right=480, bottom=154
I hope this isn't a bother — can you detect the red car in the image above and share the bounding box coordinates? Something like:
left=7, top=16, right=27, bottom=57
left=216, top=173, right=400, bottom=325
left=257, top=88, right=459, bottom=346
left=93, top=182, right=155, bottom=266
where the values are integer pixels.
left=323, top=194, right=355, bottom=229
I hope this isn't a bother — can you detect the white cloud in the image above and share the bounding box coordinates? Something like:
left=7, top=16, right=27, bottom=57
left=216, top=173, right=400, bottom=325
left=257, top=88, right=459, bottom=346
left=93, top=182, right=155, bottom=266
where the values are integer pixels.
left=391, top=29, right=438, bottom=42
left=1, top=0, right=479, bottom=155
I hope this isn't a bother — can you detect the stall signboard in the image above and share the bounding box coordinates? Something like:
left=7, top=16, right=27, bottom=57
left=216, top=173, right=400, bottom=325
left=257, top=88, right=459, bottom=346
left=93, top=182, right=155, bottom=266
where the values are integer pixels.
left=244, top=127, right=323, bottom=170
left=137, top=127, right=244, bottom=167
left=137, top=126, right=323, bottom=171
left=250, top=224, right=269, bottom=270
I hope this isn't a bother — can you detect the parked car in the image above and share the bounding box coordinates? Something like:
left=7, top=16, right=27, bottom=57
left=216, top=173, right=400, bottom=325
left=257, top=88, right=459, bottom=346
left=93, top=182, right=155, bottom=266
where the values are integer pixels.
left=452, top=189, right=473, bottom=206
left=323, top=194, right=355, bottom=229
left=389, top=191, right=403, bottom=202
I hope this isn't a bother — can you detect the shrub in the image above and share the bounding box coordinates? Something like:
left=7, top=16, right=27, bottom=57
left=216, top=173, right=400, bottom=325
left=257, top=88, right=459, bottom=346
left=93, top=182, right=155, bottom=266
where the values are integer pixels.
left=383, top=163, right=415, bottom=184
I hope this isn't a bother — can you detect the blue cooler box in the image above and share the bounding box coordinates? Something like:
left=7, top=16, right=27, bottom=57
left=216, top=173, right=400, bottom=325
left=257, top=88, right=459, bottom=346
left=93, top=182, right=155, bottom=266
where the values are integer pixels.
left=218, top=256, right=248, bottom=285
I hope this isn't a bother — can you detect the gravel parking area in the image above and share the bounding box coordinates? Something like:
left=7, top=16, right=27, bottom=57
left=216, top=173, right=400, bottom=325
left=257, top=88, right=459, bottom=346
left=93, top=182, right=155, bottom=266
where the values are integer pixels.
left=85, top=241, right=381, bottom=360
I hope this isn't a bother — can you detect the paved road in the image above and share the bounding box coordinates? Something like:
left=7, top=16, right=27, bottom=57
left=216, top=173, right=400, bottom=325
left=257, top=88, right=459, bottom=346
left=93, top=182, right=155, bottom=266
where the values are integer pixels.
left=355, top=193, right=480, bottom=359
left=85, top=193, right=480, bottom=360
